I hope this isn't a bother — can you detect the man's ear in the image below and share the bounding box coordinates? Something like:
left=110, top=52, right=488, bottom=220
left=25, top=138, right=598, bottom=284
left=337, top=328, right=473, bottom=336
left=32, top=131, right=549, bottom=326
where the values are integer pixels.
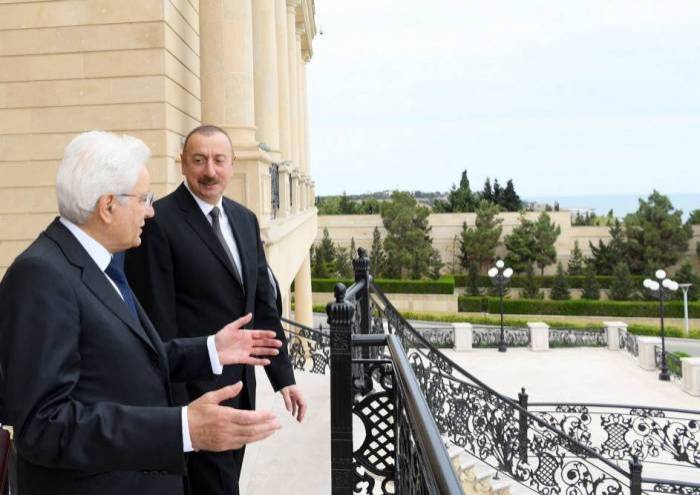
left=96, top=195, right=115, bottom=224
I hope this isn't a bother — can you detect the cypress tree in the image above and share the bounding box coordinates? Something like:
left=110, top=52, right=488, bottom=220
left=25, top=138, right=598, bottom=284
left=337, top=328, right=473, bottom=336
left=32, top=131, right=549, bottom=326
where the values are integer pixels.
left=549, top=262, right=571, bottom=300
left=581, top=264, right=601, bottom=300
left=521, top=264, right=543, bottom=299
left=567, top=240, right=586, bottom=276
left=609, top=261, right=635, bottom=301
left=466, top=262, right=482, bottom=296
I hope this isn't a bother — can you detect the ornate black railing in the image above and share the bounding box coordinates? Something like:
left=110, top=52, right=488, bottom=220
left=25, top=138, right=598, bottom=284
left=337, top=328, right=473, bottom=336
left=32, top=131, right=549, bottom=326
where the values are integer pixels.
left=549, top=328, right=607, bottom=347
left=528, top=402, right=700, bottom=470
left=620, top=328, right=640, bottom=357
left=327, top=248, right=700, bottom=495
left=328, top=279, right=462, bottom=494
left=655, top=345, right=683, bottom=380
left=281, top=317, right=330, bottom=374
left=473, top=325, right=530, bottom=347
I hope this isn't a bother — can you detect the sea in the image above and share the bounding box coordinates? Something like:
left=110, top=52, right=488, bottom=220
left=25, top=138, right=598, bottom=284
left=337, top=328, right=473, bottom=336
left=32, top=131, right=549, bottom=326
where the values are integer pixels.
left=525, top=193, right=700, bottom=220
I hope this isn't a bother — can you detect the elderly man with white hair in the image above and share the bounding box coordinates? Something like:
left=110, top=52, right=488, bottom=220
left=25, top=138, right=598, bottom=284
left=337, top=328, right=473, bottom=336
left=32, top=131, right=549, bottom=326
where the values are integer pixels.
left=0, top=131, right=284, bottom=495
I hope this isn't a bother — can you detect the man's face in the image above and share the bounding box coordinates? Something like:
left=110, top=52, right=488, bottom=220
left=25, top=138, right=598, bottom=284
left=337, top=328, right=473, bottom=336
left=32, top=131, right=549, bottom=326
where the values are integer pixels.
left=111, top=166, right=154, bottom=250
left=181, top=131, right=234, bottom=204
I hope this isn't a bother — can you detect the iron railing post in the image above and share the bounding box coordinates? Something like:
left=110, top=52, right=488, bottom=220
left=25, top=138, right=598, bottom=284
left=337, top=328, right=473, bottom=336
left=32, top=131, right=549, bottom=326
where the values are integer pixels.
left=518, top=387, right=529, bottom=461
left=629, top=455, right=642, bottom=495
left=328, top=284, right=355, bottom=494
left=354, top=248, right=372, bottom=366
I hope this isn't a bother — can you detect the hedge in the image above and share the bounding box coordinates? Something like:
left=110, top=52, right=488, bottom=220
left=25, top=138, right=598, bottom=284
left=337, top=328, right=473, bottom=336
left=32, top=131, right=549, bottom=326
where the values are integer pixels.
left=457, top=296, right=700, bottom=319
left=453, top=274, right=645, bottom=289
left=311, top=276, right=455, bottom=295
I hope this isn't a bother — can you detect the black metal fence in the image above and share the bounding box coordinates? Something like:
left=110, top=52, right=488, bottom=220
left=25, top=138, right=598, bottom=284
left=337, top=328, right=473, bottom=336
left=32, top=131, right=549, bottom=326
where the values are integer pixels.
left=270, top=162, right=280, bottom=218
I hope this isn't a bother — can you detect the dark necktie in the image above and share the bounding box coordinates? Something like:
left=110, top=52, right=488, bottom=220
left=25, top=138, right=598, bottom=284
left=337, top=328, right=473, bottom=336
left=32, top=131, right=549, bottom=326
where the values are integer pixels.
left=105, top=252, right=139, bottom=319
left=210, top=206, right=244, bottom=289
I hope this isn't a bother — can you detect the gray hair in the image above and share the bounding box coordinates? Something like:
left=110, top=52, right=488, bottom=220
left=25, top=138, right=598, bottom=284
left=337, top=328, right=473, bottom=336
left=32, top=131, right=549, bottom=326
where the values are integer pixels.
left=56, top=131, right=151, bottom=224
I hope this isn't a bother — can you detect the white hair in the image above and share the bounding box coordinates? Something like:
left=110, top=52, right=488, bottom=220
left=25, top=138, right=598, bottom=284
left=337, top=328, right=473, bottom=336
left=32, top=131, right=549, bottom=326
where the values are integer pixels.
left=56, top=131, right=151, bottom=224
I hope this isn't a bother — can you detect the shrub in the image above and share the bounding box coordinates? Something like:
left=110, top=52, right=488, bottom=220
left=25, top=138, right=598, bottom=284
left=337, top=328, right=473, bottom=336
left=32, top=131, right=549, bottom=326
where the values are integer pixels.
left=549, top=263, right=571, bottom=300
left=311, top=277, right=455, bottom=294
left=484, top=298, right=700, bottom=318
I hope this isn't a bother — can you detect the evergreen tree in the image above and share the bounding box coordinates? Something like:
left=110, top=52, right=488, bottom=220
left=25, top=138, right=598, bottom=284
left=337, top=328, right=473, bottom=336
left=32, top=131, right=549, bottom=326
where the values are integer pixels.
left=673, top=263, right=699, bottom=301
left=334, top=246, right=353, bottom=277
left=609, top=261, right=635, bottom=301
left=492, top=179, right=502, bottom=206
left=466, top=261, right=482, bottom=296
left=624, top=191, right=692, bottom=274
left=369, top=226, right=386, bottom=278
left=581, top=264, right=601, bottom=300
left=487, top=277, right=511, bottom=298
left=534, top=212, right=561, bottom=275
left=549, top=262, right=571, bottom=300
left=432, top=169, right=477, bottom=212
left=459, top=200, right=503, bottom=272
left=521, top=264, right=543, bottom=299
left=381, top=191, right=436, bottom=279
left=428, top=249, right=443, bottom=279
left=482, top=178, right=493, bottom=203
left=687, top=209, right=700, bottom=225
left=554, top=201, right=560, bottom=212
left=589, top=219, right=627, bottom=275
left=349, top=237, right=357, bottom=261
left=567, top=240, right=586, bottom=276
left=312, top=228, right=337, bottom=277
left=501, top=179, right=522, bottom=211
left=338, top=192, right=357, bottom=214
left=504, top=215, right=538, bottom=274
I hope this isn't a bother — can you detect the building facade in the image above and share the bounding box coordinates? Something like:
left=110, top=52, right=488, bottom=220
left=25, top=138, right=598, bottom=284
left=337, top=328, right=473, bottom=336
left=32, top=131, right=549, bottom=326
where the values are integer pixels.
left=0, top=0, right=318, bottom=325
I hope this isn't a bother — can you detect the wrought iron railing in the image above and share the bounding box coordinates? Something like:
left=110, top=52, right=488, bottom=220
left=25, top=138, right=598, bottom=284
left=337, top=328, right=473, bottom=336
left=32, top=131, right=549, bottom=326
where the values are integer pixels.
left=654, top=345, right=683, bottom=380
left=473, top=325, right=530, bottom=347
left=549, top=327, right=607, bottom=347
left=620, top=328, right=640, bottom=357
left=328, top=248, right=700, bottom=495
left=281, top=316, right=330, bottom=374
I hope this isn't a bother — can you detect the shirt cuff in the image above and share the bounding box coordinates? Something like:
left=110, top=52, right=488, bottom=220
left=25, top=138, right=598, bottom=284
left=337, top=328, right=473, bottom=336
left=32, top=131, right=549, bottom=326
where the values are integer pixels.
left=182, top=407, right=193, bottom=452
left=207, top=335, right=223, bottom=375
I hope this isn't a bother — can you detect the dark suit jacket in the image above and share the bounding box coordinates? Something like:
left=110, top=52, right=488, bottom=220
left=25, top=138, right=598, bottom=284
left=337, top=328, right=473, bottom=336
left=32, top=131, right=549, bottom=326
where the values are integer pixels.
left=0, top=219, right=212, bottom=495
left=125, top=184, right=294, bottom=410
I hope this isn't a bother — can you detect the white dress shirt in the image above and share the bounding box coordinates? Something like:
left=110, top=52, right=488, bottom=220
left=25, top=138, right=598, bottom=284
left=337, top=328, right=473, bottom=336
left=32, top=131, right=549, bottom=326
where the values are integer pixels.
left=184, top=181, right=244, bottom=278
left=59, top=217, right=223, bottom=452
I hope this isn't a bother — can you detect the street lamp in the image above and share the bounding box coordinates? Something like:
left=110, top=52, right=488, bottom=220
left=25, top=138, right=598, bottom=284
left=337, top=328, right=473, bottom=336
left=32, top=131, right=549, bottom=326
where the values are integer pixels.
left=643, top=269, right=679, bottom=381
left=489, top=259, right=514, bottom=353
left=679, top=283, right=692, bottom=337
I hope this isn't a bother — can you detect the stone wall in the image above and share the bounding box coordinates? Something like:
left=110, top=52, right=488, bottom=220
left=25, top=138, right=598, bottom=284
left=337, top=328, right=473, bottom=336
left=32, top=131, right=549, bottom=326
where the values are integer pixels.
left=317, top=213, right=700, bottom=276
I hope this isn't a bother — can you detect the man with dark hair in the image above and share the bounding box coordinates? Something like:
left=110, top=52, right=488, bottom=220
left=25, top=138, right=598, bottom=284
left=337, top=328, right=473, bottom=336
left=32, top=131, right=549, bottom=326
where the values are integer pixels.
left=126, top=124, right=306, bottom=494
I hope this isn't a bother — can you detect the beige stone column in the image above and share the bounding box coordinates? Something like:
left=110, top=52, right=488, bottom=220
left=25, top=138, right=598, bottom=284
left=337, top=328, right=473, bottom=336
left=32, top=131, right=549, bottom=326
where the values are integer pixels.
left=278, top=161, right=292, bottom=217
left=300, top=55, right=311, bottom=176
left=295, top=26, right=306, bottom=175
left=294, top=252, right=313, bottom=327
left=252, top=0, right=280, bottom=157
left=200, top=0, right=256, bottom=148
left=291, top=169, right=300, bottom=214
left=286, top=0, right=300, bottom=169
left=275, top=0, right=292, bottom=160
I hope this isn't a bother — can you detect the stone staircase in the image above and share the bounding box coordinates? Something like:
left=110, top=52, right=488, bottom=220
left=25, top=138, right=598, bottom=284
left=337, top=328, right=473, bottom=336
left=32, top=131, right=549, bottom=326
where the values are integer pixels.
left=447, top=445, right=523, bottom=495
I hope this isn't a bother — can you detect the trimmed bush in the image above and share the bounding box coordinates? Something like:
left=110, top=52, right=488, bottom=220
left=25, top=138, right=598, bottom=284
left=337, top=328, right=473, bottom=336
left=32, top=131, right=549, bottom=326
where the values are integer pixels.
left=482, top=298, right=700, bottom=318
left=458, top=296, right=489, bottom=312
left=311, top=276, right=455, bottom=294
left=453, top=274, right=645, bottom=289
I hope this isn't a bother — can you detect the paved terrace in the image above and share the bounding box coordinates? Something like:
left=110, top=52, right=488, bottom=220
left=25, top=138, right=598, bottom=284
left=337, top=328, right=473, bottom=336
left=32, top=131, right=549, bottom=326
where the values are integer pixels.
left=241, top=346, right=700, bottom=494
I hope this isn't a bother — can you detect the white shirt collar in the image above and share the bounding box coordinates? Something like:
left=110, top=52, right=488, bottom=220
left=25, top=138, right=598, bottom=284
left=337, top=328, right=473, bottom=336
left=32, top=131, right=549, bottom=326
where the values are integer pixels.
left=59, top=217, right=112, bottom=271
left=183, top=180, right=224, bottom=218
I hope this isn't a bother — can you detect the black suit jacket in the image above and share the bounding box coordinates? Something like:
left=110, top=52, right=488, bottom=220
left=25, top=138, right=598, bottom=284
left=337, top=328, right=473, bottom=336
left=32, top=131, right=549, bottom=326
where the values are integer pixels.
left=125, top=184, right=294, bottom=410
left=0, top=219, right=212, bottom=495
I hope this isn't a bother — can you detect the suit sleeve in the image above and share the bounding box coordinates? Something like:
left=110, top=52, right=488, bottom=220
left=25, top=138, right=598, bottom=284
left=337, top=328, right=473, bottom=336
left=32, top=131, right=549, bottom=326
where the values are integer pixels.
left=126, top=216, right=179, bottom=341
left=250, top=215, right=296, bottom=391
left=0, top=258, right=184, bottom=474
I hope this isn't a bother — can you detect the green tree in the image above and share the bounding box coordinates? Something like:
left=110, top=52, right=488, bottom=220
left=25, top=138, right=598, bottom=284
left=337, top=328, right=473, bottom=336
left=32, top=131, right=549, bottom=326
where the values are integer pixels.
left=534, top=212, right=561, bottom=276
left=465, top=262, right=482, bottom=296
left=521, top=264, right=543, bottom=299
left=581, top=264, right=601, bottom=300
left=432, top=170, right=477, bottom=212
left=504, top=215, right=538, bottom=274
left=609, top=261, right=635, bottom=301
left=673, top=263, right=699, bottom=301
left=481, top=178, right=493, bottom=203
left=315, top=196, right=341, bottom=215
left=624, top=191, right=692, bottom=274
left=589, top=219, right=627, bottom=275
left=334, top=246, right=353, bottom=277
left=567, top=240, right=586, bottom=276
left=349, top=237, right=357, bottom=261
left=492, top=179, right=502, bottom=206
left=381, top=191, right=436, bottom=279
left=357, top=198, right=381, bottom=214
left=369, top=226, right=386, bottom=277
left=687, top=209, right=700, bottom=225
left=312, top=228, right=337, bottom=277
left=500, top=179, right=522, bottom=211
left=338, top=192, right=357, bottom=215
left=459, top=200, right=503, bottom=272
left=549, top=263, right=571, bottom=300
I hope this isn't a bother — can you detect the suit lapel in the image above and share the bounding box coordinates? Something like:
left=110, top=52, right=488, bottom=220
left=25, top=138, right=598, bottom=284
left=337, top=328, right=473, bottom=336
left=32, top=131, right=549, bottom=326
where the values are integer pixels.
left=222, top=200, right=250, bottom=296
left=44, top=219, right=158, bottom=355
left=174, top=184, right=246, bottom=292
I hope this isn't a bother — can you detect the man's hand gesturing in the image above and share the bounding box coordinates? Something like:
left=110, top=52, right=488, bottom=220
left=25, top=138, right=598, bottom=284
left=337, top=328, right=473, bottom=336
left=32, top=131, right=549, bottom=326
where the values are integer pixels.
left=187, top=382, right=281, bottom=451
left=214, top=313, right=283, bottom=366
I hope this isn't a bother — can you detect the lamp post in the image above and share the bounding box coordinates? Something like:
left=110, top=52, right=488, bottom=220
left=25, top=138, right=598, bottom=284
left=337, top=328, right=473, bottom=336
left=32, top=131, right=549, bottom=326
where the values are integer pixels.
left=679, top=283, right=692, bottom=337
left=643, top=269, right=679, bottom=381
left=489, top=259, right=513, bottom=353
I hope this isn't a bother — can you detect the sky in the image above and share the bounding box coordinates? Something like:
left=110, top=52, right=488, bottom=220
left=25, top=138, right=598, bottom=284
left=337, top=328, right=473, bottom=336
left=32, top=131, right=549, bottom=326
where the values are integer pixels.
left=306, top=0, right=700, bottom=198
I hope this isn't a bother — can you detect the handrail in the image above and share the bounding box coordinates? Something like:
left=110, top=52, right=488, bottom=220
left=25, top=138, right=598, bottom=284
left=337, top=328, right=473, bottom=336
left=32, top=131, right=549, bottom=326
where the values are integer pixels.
left=280, top=316, right=330, bottom=341
left=528, top=402, right=700, bottom=415
left=386, top=334, right=463, bottom=495
left=369, top=281, right=632, bottom=479
left=343, top=279, right=366, bottom=302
